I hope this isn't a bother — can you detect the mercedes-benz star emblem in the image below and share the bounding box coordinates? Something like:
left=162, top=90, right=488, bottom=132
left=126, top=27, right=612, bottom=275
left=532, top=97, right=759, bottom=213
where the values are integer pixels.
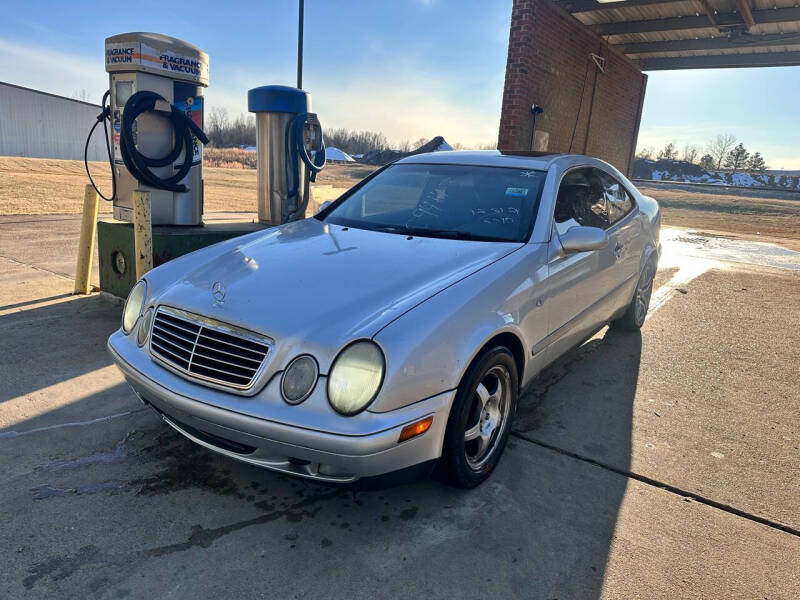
left=211, top=281, right=226, bottom=304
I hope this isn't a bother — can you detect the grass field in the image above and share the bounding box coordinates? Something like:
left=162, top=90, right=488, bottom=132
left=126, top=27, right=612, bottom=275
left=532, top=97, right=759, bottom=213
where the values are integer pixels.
left=637, top=186, right=800, bottom=250
left=1, top=156, right=799, bottom=249
left=0, top=156, right=370, bottom=215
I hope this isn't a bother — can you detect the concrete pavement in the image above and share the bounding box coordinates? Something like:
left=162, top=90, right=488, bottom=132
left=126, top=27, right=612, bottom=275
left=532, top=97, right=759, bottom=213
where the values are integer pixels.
left=1, top=217, right=799, bottom=599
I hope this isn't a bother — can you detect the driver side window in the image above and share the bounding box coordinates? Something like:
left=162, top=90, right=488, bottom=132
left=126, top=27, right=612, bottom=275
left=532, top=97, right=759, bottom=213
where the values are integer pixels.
left=553, top=168, right=610, bottom=235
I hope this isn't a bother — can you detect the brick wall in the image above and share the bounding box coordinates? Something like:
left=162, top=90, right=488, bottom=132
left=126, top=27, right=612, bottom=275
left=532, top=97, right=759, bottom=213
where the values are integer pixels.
left=498, top=0, right=647, bottom=174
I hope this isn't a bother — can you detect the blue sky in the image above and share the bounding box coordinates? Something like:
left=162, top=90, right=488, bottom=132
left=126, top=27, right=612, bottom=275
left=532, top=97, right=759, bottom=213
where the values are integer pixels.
left=1, top=0, right=798, bottom=167
left=639, top=67, right=800, bottom=169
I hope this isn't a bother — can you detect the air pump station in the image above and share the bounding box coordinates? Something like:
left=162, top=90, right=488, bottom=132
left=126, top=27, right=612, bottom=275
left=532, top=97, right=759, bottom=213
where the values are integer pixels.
left=106, top=32, right=209, bottom=225
left=95, top=31, right=326, bottom=297
left=248, top=85, right=326, bottom=225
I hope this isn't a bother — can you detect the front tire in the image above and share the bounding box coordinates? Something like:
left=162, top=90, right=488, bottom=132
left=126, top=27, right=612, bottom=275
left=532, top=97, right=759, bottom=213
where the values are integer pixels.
left=611, top=258, right=656, bottom=331
left=437, top=346, right=518, bottom=488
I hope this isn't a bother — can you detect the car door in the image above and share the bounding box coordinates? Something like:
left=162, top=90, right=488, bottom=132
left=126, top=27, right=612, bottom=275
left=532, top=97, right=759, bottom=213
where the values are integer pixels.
left=597, top=170, right=645, bottom=310
left=538, top=167, right=616, bottom=362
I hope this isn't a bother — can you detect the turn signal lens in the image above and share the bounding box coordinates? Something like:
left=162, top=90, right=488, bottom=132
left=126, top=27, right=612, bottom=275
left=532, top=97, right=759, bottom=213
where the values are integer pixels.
left=398, top=416, right=433, bottom=443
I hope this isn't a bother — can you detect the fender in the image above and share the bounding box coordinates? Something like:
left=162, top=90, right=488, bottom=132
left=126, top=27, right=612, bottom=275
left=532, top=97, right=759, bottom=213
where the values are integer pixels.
left=370, top=244, right=549, bottom=413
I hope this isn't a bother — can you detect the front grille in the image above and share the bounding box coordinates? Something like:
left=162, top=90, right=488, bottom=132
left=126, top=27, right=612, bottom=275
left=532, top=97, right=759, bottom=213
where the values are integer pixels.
left=150, top=307, right=270, bottom=390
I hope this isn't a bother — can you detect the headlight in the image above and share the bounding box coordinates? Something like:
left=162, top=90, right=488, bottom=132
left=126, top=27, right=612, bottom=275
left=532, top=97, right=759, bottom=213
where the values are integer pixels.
left=281, top=355, right=318, bottom=404
left=137, top=307, right=153, bottom=347
left=327, top=341, right=385, bottom=416
left=122, top=280, right=146, bottom=334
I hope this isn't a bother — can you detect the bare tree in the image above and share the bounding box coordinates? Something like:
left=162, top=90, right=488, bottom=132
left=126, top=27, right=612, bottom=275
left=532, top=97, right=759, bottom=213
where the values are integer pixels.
left=205, top=108, right=256, bottom=147
left=657, top=142, right=678, bottom=160
left=412, top=137, right=430, bottom=150
left=682, top=144, right=700, bottom=164
left=699, top=154, right=715, bottom=170
left=635, top=146, right=655, bottom=160
left=323, top=128, right=390, bottom=155
left=707, top=133, right=736, bottom=170
left=206, top=107, right=231, bottom=147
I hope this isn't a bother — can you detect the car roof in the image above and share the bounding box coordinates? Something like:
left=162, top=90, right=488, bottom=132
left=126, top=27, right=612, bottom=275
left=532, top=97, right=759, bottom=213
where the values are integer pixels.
left=395, top=150, right=605, bottom=172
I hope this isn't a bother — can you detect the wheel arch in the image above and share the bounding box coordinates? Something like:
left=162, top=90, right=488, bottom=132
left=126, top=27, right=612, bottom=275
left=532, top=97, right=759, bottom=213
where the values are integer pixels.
left=469, top=331, right=525, bottom=391
left=639, top=239, right=660, bottom=275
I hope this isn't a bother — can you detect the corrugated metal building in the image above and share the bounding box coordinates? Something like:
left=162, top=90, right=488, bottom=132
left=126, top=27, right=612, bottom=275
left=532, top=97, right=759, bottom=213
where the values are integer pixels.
left=0, top=81, right=107, bottom=161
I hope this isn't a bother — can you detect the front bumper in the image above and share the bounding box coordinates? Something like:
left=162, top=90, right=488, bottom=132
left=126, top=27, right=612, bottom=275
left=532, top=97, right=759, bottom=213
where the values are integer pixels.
left=108, top=331, right=455, bottom=483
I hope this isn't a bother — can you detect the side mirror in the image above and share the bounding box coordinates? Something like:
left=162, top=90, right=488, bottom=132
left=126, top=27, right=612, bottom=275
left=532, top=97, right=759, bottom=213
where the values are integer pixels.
left=559, top=226, right=608, bottom=253
left=318, top=200, right=333, bottom=213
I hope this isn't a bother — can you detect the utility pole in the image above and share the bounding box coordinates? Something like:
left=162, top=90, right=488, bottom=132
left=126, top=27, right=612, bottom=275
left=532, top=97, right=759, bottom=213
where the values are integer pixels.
left=297, top=0, right=304, bottom=89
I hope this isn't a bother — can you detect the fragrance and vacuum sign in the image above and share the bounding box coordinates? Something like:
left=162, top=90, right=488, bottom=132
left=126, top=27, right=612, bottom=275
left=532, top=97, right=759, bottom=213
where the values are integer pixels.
left=105, top=41, right=209, bottom=83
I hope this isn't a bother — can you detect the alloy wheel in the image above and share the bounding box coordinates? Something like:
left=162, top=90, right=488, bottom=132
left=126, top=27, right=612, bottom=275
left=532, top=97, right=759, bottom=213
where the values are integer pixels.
left=464, top=365, right=512, bottom=470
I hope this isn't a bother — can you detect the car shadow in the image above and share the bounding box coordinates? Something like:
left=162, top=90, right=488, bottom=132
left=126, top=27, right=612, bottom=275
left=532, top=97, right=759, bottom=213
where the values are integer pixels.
left=511, top=326, right=642, bottom=598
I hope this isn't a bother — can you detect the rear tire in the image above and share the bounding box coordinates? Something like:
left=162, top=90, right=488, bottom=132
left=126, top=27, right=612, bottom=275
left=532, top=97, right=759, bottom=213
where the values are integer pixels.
left=436, top=346, right=518, bottom=489
left=611, top=258, right=656, bottom=331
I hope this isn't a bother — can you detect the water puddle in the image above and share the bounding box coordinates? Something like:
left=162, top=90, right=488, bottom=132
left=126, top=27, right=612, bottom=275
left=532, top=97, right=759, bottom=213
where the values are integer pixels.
left=661, top=228, right=800, bottom=271
left=35, top=433, right=136, bottom=471
left=646, top=228, right=799, bottom=321
left=31, top=481, right=128, bottom=499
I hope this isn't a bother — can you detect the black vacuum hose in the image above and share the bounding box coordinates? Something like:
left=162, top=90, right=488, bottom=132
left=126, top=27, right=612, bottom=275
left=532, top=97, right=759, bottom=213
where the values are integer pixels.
left=84, top=90, right=115, bottom=201
left=119, top=90, right=209, bottom=193
left=85, top=89, right=210, bottom=199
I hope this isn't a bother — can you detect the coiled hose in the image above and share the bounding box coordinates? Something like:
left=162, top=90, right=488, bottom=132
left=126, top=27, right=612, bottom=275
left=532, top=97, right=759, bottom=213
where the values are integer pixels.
left=119, top=90, right=209, bottom=193
left=84, top=89, right=209, bottom=200
left=285, top=112, right=326, bottom=221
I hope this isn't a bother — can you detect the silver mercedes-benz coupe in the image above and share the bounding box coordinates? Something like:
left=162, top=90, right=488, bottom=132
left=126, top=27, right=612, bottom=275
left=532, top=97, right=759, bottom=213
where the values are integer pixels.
left=108, top=151, right=660, bottom=488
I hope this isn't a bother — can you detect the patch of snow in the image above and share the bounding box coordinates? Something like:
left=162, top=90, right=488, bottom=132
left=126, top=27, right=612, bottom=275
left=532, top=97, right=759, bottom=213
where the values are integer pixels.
left=324, top=147, right=356, bottom=162
left=635, top=159, right=800, bottom=190
left=434, top=140, right=454, bottom=151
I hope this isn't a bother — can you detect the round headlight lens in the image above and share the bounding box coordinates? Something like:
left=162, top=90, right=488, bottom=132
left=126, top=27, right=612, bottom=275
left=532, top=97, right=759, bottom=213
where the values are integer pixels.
left=327, top=341, right=385, bottom=416
left=137, top=307, right=153, bottom=347
left=281, top=355, right=319, bottom=404
left=122, top=280, right=146, bottom=334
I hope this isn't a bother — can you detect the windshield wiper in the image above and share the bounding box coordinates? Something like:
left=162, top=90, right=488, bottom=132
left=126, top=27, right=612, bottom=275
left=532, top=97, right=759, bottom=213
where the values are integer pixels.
left=403, top=228, right=509, bottom=242
left=404, top=228, right=473, bottom=239
left=371, top=224, right=509, bottom=242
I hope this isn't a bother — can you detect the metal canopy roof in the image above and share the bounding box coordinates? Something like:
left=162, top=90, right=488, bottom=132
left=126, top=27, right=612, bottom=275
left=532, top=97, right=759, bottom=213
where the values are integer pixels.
left=553, top=0, right=800, bottom=69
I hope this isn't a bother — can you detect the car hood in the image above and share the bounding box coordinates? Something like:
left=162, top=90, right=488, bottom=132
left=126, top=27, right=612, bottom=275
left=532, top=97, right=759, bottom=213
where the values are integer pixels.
left=153, top=218, right=522, bottom=359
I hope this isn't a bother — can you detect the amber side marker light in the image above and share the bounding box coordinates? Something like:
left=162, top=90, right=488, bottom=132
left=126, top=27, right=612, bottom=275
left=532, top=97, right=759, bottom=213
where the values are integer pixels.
left=398, top=416, right=434, bottom=443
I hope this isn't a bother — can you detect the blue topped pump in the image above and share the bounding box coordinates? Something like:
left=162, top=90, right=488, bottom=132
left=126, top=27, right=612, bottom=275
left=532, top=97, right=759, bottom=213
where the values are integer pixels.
left=248, top=85, right=326, bottom=225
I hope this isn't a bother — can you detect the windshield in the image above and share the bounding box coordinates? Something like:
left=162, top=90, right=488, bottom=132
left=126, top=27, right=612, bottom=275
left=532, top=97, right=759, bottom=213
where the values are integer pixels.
left=320, top=163, right=546, bottom=242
